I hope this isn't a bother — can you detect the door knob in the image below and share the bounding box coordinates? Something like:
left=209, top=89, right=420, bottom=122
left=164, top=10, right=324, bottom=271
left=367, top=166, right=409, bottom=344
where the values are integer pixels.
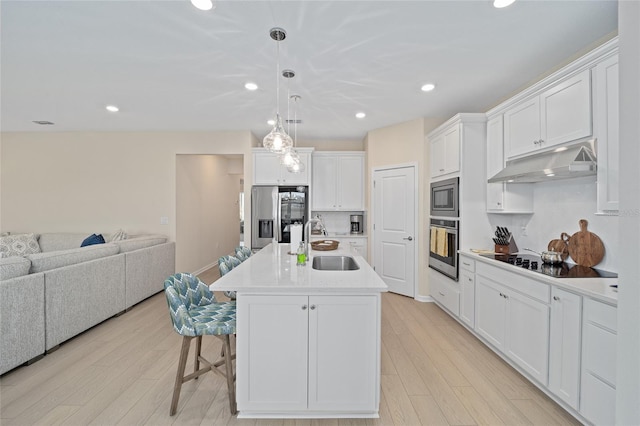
left=403, top=236, right=413, bottom=241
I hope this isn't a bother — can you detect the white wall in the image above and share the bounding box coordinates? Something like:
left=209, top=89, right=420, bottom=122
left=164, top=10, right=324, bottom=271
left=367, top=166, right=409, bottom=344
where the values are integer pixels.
left=489, top=177, right=619, bottom=272
left=176, top=155, right=241, bottom=274
left=616, top=1, right=640, bottom=423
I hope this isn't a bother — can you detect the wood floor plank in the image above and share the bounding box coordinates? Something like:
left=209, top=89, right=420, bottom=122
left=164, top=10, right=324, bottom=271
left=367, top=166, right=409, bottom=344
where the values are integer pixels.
left=408, top=394, right=450, bottom=426
left=0, top=274, right=581, bottom=426
left=380, top=374, right=422, bottom=426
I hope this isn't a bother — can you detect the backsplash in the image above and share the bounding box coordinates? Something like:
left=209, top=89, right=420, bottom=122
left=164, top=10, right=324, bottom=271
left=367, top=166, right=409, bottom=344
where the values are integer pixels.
left=311, top=211, right=365, bottom=235
left=488, top=176, right=619, bottom=272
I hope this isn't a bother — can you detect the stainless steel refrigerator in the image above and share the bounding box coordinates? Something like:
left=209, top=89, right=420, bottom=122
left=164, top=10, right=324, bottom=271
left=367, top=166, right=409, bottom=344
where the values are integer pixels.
left=251, top=185, right=308, bottom=250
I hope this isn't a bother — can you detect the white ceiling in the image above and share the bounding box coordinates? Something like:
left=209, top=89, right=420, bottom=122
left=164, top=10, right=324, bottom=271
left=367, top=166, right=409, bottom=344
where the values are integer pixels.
left=0, top=0, right=617, bottom=141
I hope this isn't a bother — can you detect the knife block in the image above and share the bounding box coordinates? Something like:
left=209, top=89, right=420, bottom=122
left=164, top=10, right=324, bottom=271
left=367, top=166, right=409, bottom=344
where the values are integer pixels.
left=495, top=236, right=519, bottom=255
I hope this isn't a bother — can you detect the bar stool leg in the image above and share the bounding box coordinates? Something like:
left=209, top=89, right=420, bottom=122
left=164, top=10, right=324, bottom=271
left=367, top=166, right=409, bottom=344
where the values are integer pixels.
left=223, top=334, right=237, bottom=414
left=170, top=336, right=192, bottom=416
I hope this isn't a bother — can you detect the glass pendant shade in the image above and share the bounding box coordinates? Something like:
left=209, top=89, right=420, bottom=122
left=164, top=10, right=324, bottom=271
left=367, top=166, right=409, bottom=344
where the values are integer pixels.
left=287, top=157, right=305, bottom=173
left=263, top=114, right=293, bottom=153
left=280, top=146, right=300, bottom=167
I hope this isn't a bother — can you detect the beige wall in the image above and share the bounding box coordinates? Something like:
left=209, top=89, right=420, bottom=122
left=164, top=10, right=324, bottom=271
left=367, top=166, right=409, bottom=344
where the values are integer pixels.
left=176, top=155, right=242, bottom=274
left=364, top=117, right=444, bottom=298
left=0, top=131, right=255, bottom=272
left=298, top=139, right=364, bottom=151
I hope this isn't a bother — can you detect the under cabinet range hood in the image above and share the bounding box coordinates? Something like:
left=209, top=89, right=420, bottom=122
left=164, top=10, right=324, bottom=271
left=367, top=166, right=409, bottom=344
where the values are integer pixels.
left=488, top=140, right=597, bottom=183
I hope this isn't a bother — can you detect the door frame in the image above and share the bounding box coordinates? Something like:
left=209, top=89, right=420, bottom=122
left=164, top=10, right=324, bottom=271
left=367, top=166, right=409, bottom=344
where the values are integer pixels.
left=371, top=163, right=419, bottom=299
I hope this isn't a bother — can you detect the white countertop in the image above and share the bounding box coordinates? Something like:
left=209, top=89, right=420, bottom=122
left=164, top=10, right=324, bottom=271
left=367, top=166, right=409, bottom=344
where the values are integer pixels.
left=210, top=243, right=387, bottom=294
left=460, top=251, right=618, bottom=305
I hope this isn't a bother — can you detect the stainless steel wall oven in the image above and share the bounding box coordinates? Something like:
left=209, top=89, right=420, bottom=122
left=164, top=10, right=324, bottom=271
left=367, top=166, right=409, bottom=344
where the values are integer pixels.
left=428, top=218, right=459, bottom=280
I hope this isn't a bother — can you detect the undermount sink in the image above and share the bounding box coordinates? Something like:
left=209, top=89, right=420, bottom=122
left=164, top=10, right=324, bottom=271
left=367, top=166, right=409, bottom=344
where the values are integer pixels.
left=312, top=256, right=359, bottom=271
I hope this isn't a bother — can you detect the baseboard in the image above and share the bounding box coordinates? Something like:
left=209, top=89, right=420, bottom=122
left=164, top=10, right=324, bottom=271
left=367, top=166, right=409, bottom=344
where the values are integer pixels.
left=414, top=294, right=434, bottom=303
left=192, top=260, right=219, bottom=276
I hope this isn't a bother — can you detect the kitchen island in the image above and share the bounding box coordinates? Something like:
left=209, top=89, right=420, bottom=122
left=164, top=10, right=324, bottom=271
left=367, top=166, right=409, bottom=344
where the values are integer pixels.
left=210, top=243, right=388, bottom=419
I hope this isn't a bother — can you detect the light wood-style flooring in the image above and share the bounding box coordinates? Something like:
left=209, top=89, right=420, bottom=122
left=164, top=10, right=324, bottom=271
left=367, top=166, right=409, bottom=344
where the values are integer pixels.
left=0, top=267, right=580, bottom=425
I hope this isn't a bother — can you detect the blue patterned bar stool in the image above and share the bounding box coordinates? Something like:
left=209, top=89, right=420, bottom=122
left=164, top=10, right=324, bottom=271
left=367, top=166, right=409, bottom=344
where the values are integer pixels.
left=235, top=246, right=252, bottom=260
left=218, top=257, right=237, bottom=300
left=164, top=273, right=237, bottom=415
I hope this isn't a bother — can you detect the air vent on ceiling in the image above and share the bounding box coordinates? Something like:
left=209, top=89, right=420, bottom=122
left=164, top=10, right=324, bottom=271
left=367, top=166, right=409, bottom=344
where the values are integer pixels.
left=32, top=120, right=55, bottom=125
left=285, top=119, right=302, bottom=124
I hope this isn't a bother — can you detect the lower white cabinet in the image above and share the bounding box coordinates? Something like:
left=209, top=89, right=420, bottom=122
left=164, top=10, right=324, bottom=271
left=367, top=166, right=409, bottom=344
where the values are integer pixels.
left=237, top=294, right=379, bottom=415
left=548, top=287, right=582, bottom=409
left=475, top=273, right=550, bottom=385
left=580, top=298, right=617, bottom=425
left=459, top=258, right=475, bottom=328
left=429, top=268, right=459, bottom=316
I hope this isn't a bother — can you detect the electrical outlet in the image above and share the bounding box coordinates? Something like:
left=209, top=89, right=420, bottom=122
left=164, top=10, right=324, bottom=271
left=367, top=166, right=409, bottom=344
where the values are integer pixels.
left=521, top=226, right=528, bottom=236
left=160, top=216, right=169, bottom=225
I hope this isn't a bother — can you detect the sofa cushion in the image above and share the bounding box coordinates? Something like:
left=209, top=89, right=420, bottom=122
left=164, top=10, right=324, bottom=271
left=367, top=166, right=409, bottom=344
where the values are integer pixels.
left=37, top=233, right=88, bottom=252
left=0, top=233, right=41, bottom=258
left=114, top=235, right=168, bottom=253
left=0, top=256, right=31, bottom=280
left=81, top=234, right=105, bottom=247
left=26, top=243, right=119, bottom=274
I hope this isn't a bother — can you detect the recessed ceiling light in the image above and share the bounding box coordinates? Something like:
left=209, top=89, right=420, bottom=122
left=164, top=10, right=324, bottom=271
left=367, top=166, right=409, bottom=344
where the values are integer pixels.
left=421, top=83, right=436, bottom=92
left=355, top=112, right=366, bottom=119
left=245, top=82, right=258, bottom=91
left=191, top=0, right=214, bottom=11
left=32, top=120, right=54, bottom=125
left=106, top=105, right=119, bottom=112
left=267, top=119, right=275, bottom=126
left=554, top=146, right=568, bottom=152
left=493, top=0, right=516, bottom=8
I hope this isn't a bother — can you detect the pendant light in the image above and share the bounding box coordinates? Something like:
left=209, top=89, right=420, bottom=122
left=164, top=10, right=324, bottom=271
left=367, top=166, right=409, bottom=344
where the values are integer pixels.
left=263, top=28, right=293, bottom=154
left=286, top=94, right=305, bottom=174
left=280, top=69, right=301, bottom=168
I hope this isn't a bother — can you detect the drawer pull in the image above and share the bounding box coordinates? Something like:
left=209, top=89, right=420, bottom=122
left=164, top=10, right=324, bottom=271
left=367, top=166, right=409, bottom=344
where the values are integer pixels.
left=302, top=305, right=308, bottom=310
left=310, top=305, right=316, bottom=310
left=553, top=296, right=560, bottom=301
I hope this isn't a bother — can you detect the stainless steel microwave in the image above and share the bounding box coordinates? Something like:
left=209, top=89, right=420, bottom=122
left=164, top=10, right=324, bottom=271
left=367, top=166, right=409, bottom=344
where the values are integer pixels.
left=430, top=177, right=459, bottom=218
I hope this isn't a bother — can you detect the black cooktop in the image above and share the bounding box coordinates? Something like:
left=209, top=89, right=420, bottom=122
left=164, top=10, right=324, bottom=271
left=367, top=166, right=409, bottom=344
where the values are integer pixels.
left=479, top=253, right=618, bottom=279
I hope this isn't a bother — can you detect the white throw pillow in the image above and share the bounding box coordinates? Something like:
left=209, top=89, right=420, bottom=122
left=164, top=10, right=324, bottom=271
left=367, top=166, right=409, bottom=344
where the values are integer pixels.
left=0, top=233, right=42, bottom=257
left=109, top=229, right=127, bottom=242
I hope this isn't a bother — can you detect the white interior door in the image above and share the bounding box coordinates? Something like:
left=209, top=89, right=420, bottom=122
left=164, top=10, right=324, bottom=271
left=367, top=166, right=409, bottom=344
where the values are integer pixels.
left=373, top=166, right=416, bottom=297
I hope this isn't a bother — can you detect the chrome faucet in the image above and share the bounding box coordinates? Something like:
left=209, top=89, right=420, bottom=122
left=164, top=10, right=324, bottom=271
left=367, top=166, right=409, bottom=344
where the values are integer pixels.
left=303, top=218, right=323, bottom=256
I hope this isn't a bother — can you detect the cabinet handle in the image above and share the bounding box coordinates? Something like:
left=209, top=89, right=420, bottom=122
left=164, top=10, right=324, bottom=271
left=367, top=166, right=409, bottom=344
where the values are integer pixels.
left=462, top=261, right=470, bottom=266
left=553, top=296, right=560, bottom=301
left=439, top=168, right=445, bottom=172
left=497, top=202, right=502, bottom=206
left=302, top=305, right=308, bottom=310
left=504, top=294, right=508, bottom=299
left=310, top=305, right=316, bottom=310
left=439, top=292, right=445, bottom=297
left=468, top=277, right=473, bottom=283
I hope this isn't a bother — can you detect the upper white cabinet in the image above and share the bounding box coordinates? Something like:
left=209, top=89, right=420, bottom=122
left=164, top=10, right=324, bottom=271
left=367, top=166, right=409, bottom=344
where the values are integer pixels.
left=505, top=69, right=592, bottom=159
left=594, top=54, right=619, bottom=213
left=486, top=114, right=533, bottom=213
left=430, top=124, right=460, bottom=178
left=312, top=152, right=364, bottom=211
left=253, top=148, right=312, bottom=186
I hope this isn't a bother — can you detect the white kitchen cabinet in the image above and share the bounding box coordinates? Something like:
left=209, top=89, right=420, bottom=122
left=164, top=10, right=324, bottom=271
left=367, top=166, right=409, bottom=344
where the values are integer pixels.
left=459, top=258, right=475, bottom=328
left=475, top=267, right=550, bottom=385
left=548, top=287, right=582, bottom=409
left=486, top=114, right=533, bottom=213
left=505, top=69, right=592, bottom=159
left=594, top=53, right=619, bottom=213
left=429, top=268, right=459, bottom=317
left=430, top=124, right=460, bottom=178
left=237, top=294, right=379, bottom=414
left=580, top=298, right=617, bottom=425
left=312, top=152, right=364, bottom=211
left=253, top=148, right=312, bottom=186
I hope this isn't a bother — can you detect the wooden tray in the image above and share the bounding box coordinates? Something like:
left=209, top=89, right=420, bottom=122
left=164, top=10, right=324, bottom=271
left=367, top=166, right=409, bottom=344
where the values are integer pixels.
left=310, top=240, right=339, bottom=251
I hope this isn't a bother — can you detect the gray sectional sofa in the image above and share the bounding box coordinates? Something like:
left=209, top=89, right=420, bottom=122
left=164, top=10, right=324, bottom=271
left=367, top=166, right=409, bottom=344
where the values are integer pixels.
left=0, top=233, right=175, bottom=375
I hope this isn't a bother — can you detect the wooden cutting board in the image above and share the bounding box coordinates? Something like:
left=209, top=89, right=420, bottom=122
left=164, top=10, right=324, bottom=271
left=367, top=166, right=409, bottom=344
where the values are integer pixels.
left=547, top=232, right=571, bottom=261
left=567, top=219, right=605, bottom=267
